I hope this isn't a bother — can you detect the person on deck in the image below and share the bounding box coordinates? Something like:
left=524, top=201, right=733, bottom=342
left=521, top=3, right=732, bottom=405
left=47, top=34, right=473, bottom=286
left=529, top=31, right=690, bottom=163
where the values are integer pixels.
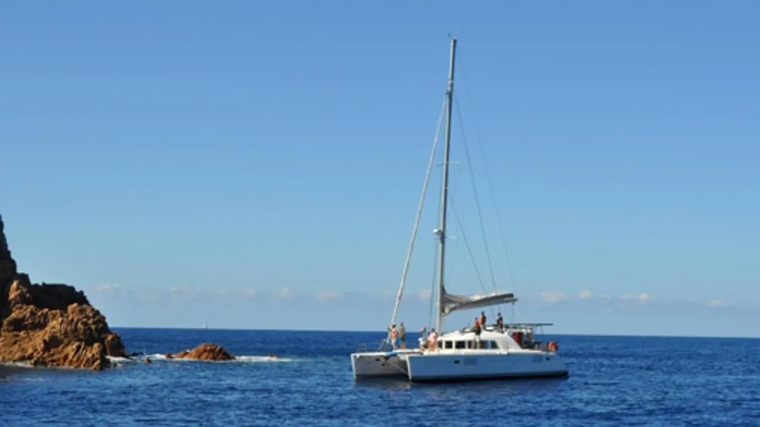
left=473, top=317, right=482, bottom=348
left=496, top=313, right=504, bottom=332
left=419, top=327, right=428, bottom=350
left=479, top=311, right=487, bottom=330
left=399, top=322, right=407, bottom=349
left=389, top=324, right=398, bottom=349
left=427, top=328, right=438, bottom=351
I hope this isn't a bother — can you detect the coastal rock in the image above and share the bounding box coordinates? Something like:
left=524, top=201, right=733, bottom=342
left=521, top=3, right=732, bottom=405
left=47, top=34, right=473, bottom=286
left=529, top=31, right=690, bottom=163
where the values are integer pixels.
left=0, top=215, right=126, bottom=370
left=172, top=343, right=235, bottom=361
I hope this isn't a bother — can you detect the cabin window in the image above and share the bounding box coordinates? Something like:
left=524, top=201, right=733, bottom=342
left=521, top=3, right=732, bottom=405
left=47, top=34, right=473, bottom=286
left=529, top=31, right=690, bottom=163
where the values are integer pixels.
left=486, top=341, right=499, bottom=350
left=444, top=341, right=453, bottom=349
left=455, top=341, right=466, bottom=349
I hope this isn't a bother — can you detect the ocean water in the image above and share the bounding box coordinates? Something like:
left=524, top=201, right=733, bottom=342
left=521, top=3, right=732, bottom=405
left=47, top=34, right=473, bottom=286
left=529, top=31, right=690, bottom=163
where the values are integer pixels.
left=1, top=329, right=759, bottom=426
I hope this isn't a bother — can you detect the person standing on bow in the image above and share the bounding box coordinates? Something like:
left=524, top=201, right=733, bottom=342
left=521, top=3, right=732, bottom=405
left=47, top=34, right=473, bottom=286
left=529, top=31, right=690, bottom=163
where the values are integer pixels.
left=473, top=317, right=482, bottom=348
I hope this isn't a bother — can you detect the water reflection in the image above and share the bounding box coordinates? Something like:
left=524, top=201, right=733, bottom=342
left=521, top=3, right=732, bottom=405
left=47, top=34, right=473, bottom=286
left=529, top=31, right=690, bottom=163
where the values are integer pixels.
left=352, top=377, right=412, bottom=390
left=351, top=376, right=568, bottom=393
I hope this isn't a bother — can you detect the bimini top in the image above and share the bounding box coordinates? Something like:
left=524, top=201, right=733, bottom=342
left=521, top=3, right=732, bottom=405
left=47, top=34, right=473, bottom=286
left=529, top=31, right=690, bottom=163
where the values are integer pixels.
left=441, top=287, right=518, bottom=315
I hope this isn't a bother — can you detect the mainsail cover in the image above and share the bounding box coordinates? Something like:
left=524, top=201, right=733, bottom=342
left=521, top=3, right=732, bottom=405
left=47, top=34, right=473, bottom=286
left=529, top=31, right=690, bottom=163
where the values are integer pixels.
left=441, top=287, right=517, bottom=315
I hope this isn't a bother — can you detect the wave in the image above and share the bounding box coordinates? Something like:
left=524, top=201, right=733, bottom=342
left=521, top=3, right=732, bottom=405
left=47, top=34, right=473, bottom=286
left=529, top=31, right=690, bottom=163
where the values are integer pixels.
left=0, top=361, right=36, bottom=369
left=235, top=355, right=295, bottom=363
left=141, top=354, right=296, bottom=363
left=107, top=356, right=137, bottom=368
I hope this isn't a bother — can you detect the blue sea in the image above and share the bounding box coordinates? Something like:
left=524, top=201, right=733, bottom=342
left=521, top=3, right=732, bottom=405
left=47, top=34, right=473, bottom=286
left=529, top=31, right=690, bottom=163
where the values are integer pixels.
left=1, top=329, right=759, bottom=426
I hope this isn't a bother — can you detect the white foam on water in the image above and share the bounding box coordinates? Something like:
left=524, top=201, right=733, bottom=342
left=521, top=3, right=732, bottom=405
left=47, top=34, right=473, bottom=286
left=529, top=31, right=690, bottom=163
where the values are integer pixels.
left=107, top=356, right=136, bottom=368
left=235, top=355, right=295, bottom=363
left=0, top=361, right=35, bottom=369
left=142, top=354, right=295, bottom=363
left=146, top=353, right=173, bottom=361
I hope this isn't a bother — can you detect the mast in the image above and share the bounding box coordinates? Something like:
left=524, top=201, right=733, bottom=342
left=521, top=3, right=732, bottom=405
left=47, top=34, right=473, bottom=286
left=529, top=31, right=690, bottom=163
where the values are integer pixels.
left=436, top=36, right=457, bottom=333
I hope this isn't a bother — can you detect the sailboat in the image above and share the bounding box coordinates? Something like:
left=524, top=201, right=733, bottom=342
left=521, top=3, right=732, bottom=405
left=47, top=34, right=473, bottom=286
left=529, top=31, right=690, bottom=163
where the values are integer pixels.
left=350, top=37, right=569, bottom=382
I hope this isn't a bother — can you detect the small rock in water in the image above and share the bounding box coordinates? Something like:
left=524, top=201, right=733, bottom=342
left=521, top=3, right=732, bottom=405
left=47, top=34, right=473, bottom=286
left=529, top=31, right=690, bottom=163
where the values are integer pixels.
left=171, top=343, right=235, bottom=361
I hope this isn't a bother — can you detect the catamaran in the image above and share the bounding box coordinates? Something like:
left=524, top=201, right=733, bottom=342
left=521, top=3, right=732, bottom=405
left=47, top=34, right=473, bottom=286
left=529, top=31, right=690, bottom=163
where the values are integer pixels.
left=350, top=37, right=569, bottom=383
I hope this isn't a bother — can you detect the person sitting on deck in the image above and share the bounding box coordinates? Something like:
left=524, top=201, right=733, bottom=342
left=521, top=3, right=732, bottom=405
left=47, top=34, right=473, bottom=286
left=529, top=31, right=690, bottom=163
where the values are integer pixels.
left=496, top=313, right=504, bottom=332
left=427, top=328, right=438, bottom=351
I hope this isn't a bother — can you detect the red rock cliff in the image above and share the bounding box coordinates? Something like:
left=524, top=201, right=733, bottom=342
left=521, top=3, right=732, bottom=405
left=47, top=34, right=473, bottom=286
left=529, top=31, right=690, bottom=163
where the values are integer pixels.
left=0, top=215, right=126, bottom=370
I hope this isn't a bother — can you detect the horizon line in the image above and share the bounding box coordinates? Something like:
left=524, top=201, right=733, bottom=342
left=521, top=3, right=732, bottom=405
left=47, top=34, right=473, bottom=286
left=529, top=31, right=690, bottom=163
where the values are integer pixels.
left=109, top=325, right=760, bottom=340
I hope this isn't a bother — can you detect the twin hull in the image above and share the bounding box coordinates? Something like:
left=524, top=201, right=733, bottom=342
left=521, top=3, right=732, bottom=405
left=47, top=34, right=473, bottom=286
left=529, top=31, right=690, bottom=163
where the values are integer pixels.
left=351, top=351, right=568, bottom=383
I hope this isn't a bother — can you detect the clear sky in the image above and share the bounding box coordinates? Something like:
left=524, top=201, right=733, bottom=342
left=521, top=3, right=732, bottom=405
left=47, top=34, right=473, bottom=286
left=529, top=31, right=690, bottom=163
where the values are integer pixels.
left=2, top=1, right=758, bottom=337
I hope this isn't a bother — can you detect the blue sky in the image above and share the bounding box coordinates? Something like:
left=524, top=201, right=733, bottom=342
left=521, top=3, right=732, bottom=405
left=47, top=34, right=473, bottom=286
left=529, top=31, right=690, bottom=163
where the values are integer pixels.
left=1, top=2, right=758, bottom=336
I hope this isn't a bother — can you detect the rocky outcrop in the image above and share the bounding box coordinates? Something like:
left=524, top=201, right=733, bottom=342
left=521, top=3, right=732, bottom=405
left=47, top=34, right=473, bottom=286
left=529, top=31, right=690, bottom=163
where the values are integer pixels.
left=0, top=215, right=126, bottom=370
left=170, top=343, right=235, bottom=361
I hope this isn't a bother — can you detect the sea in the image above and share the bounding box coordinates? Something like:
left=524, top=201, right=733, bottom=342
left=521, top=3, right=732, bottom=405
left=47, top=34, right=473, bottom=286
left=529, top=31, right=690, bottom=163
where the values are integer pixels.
left=1, top=329, right=759, bottom=426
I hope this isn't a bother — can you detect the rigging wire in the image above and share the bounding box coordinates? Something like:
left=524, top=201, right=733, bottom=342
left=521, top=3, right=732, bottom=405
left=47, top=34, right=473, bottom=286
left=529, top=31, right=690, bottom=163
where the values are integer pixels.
left=453, top=95, right=501, bottom=319
left=458, top=57, right=520, bottom=320
left=448, top=196, right=491, bottom=302
left=388, top=95, right=448, bottom=337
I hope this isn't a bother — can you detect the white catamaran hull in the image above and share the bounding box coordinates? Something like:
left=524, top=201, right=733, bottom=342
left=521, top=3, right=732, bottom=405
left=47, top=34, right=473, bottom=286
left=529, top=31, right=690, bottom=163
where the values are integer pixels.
left=351, top=352, right=410, bottom=378
left=349, top=38, right=571, bottom=385
left=405, top=351, right=568, bottom=383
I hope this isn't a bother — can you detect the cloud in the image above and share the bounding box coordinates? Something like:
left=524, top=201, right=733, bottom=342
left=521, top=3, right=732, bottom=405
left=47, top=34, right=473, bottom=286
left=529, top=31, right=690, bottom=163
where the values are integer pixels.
left=277, top=287, right=292, bottom=299
left=527, top=289, right=660, bottom=314
left=535, top=290, right=654, bottom=305
left=524, top=289, right=757, bottom=319
left=87, top=284, right=737, bottom=316
left=83, top=283, right=755, bottom=333
left=316, top=290, right=344, bottom=301
left=81, top=283, right=439, bottom=331
left=541, top=291, right=567, bottom=303
left=621, top=293, right=652, bottom=302
left=83, top=284, right=430, bottom=309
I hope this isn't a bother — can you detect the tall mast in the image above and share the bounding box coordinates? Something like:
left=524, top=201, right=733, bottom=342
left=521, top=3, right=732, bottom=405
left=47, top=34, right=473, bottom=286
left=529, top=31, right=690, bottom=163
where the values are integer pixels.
left=436, top=37, right=457, bottom=333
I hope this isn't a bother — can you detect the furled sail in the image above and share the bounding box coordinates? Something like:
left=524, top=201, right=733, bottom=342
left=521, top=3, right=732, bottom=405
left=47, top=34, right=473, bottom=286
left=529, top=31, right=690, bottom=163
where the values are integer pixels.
left=441, top=287, right=517, bottom=315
